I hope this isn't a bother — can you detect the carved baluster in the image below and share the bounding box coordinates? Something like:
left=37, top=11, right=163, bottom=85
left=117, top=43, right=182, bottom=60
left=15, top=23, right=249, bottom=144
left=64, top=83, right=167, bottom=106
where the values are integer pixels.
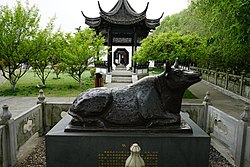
left=240, top=70, right=245, bottom=96
left=215, top=69, right=218, bottom=85
left=203, top=91, right=212, bottom=105
left=225, top=69, right=230, bottom=90
left=240, top=106, right=250, bottom=122
left=125, top=143, right=145, bottom=167
left=235, top=105, right=250, bottom=166
left=37, top=89, right=46, bottom=135
left=37, top=89, right=46, bottom=104
left=0, top=104, right=12, bottom=124
left=203, top=91, right=212, bottom=133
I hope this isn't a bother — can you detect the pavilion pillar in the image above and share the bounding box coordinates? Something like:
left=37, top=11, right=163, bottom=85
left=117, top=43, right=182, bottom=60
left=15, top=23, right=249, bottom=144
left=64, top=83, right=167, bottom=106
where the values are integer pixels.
left=107, top=29, right=112, bottom=73
left=132, top=32, right=138, bottom=74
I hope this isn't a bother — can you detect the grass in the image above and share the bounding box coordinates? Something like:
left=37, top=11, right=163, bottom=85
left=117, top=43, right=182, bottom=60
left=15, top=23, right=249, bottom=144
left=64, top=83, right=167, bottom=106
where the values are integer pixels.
left=0, top=70, right=94, bottom=97
left=0, top=69, right=197, bottom=99
left=183, top=89, right=197, bottom=99
left=149, top=67, right=164, bottom=75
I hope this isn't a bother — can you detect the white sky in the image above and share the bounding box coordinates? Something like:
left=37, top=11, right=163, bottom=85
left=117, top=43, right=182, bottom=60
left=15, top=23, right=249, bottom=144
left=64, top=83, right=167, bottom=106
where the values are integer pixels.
left=1, top=0, right=189, bottom=33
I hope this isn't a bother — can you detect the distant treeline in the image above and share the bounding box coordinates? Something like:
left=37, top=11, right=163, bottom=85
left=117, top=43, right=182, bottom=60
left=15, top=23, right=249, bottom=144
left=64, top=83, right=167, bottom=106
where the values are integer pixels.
left=154, top=0, right=250, bottom=74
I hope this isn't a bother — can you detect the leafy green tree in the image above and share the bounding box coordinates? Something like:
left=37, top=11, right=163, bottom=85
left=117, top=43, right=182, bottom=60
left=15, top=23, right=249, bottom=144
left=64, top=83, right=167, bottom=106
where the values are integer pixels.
left=133, top=31, right=205, bottom=65
left=0, top=1, right=41, bottom=90
left=62, top=28, right=107, bottom=88
left=29, top=18, right=56, bottom=87
left=50, top=32, right=67, bottom=79
left=156, top=0, right=250, bottom=73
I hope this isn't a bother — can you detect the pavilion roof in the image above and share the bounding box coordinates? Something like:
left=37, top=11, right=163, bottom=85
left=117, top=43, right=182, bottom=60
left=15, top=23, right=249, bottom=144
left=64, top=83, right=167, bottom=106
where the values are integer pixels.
left=82, top=0, right=163, bottom=28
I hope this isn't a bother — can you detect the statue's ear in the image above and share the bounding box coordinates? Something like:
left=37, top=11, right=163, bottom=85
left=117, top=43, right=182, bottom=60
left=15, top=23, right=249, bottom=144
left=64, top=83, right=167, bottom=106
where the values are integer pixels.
left=163, top=60, right=171, bottom=76
left=173, top=57, right=179, bottom=68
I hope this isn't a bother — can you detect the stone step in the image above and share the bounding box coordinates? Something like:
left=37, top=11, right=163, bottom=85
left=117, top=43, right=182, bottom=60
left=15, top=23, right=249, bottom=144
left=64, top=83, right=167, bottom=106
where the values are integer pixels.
left=115, top=65, right=127, bottom=70
left=111, top=68, right=133, bottom=83
left=112, top=71, right=132, bottom=77
left=112, top=77, right=132, bottom=83
left=115, top=67, right=127, bottom=70
left=112, top=80, right=132, bottom=83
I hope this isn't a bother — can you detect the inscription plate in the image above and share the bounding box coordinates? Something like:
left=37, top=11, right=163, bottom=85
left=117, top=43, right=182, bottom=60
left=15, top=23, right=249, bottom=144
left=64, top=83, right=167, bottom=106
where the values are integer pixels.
left=98, top=150, right=158, bottom=167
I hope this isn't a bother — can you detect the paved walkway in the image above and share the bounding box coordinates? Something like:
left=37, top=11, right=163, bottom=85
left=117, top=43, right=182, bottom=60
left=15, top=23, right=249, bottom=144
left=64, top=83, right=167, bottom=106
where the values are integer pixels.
left=184, top=80, right=248, bottom=120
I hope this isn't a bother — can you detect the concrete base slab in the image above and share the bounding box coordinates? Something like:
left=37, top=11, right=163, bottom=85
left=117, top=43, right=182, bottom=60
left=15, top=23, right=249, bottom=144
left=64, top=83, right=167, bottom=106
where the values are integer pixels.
left=46, top=114, right=210, bottom=167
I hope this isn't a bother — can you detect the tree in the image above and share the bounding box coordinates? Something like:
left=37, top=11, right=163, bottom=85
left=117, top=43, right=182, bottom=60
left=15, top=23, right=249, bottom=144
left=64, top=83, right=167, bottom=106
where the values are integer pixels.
left=62, top=28, right=107, bottom=88
left=0, top=1, right=40, bottom=90
left=29, top=18, right=56, bottom=87
left=133, top=31, right=205, bottom=65
left=50, top=32, right=67, bottom=79
left=156, top=0, right=250, bottom=73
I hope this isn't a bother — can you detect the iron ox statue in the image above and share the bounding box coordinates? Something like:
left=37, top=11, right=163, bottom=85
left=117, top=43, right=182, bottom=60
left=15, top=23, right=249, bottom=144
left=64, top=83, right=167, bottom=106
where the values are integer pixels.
left=66, top=60, right=201, bottom=131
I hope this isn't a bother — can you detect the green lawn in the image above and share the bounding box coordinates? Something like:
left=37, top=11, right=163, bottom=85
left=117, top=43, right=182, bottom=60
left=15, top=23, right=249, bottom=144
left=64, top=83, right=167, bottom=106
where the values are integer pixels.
left=0, top=69, right=197, bottom=99
left=149, top=67, right=164, bottom=75
left=0, top=70, right=94, bottom=97
left=183, top=89, right=197, bottom=99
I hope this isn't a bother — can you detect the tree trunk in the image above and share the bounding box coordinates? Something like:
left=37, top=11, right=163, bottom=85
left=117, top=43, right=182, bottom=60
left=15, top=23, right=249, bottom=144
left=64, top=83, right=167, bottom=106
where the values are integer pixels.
left=10, top=81, right=16, bottom=91
left=78, top=73, right=83, bottom=88
left=79, top=79, right=82, bottom=88
left=42, top=78, right=46, bottom=87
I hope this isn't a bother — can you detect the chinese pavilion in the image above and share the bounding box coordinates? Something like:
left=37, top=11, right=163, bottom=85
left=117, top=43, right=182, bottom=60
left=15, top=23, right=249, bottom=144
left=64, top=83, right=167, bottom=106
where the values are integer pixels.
left=82, top=0, right=163, bottom=73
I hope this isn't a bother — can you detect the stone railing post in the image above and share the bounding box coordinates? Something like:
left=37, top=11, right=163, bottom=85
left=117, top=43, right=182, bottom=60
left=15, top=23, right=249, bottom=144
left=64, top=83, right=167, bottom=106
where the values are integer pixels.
left=225, top=69, right=230, bottom=90
left=125, top=143, right=145, bottom=167
left=37, top=89, right=46, bottom=135
left=235, top=106, right=250, bottom=167
left=215, top=69, right=218, bottom=85
left=0, top=104, right=12, bottom=124
left=202, top=92, right=212, bottom=132
left=37, top=89, right=46, bottom=104
left=240, top=71, right=245, bottom=96
left=0, top=104, right=17, bottom=166
left=206, top=68, right=209, bottom=82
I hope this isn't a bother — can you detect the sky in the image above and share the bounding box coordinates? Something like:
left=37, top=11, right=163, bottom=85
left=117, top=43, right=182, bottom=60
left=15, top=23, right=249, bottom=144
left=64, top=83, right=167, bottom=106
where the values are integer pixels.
left=1, top=0, right=189, bottom=33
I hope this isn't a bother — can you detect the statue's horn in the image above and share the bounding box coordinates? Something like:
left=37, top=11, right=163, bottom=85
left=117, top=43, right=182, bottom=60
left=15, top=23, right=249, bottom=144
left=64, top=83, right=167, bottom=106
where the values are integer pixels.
left=173, top=57, right=179, bottom=68
left=164, top=60, right=171, bottom=75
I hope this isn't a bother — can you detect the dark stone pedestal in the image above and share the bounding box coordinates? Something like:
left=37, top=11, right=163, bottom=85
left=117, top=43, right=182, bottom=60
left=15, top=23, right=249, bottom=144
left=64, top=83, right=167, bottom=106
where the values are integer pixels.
left=46, top=114, right=210, bottom=167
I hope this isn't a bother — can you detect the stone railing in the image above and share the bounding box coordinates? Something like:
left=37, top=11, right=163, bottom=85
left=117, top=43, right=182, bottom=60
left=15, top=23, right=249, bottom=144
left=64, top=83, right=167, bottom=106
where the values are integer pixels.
left=136, top=62, right=149, bottom=80
left=0, top=103, right=43, bottom=167
left=182, top=92, right=250, bottom=167
left=0, top=90, right=72, bottom=167
left=1, top=90, right=250, bottom=166
left=190, top=66, right=250, bottom=100
left=181, top=103, right=206, bottom=129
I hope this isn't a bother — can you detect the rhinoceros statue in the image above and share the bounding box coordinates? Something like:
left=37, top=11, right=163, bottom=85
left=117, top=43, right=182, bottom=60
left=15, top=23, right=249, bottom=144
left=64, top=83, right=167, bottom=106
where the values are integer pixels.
left=67, top=60, right=201, bottom=130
